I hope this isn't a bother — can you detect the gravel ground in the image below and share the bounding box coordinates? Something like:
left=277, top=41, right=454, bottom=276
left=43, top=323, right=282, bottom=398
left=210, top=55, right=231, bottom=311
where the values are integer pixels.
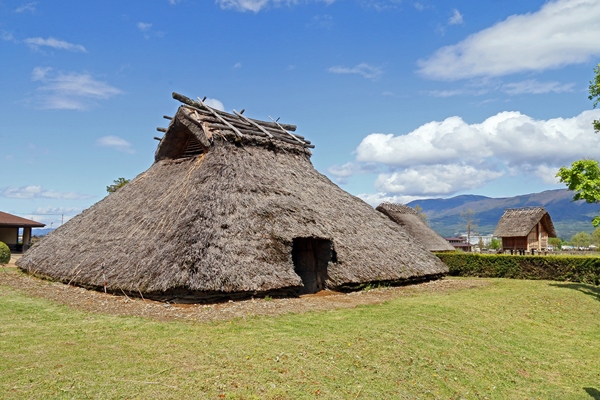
left=2, top=256, right=488, bottom=323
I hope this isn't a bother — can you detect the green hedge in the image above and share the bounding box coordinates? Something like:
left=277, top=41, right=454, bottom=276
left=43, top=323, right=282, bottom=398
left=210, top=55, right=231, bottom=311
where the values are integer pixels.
left=436, top=252, right=600, bottom=285
left=0, top=241, right=10, bottom=265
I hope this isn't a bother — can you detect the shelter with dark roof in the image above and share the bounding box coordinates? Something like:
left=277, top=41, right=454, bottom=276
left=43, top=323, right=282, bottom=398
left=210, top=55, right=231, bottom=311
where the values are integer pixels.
left=0, top=211, right=45, bottom=252
left=17, top=93, right=448, bottom=302
left=493, top=207, right=556, bottom=254
left=376, top=203, right=455, bottom=252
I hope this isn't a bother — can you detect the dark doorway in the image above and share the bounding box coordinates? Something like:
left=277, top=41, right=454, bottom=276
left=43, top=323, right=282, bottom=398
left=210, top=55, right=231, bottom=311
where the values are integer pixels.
left=292, top=237, right=333, bottom=294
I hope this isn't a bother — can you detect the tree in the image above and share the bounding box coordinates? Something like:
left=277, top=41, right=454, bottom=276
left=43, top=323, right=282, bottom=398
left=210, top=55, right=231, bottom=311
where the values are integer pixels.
left=548, top=237, right=563, bottom=250
left=590, top=63, right=600, bottom=133
left=570, top=232, right=591, bottom=248
left=414, top=205, right=428, bottom=225
left=460, top=208, right=478, bottom=252
left=556, top=64, right=600, bottom=226
left=592, top=227, right=600, bottom=246
left=489, top=237, right=501, bottom=250
left=477, top=237, right=484, bottom=251
left=106, top=177, right=130, bottom=193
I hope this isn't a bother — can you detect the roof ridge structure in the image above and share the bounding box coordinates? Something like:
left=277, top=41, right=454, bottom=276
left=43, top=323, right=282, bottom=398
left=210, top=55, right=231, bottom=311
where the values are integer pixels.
left=166, top=92, right=313, bottom=148
left=378, top=202, right=418, bottom=215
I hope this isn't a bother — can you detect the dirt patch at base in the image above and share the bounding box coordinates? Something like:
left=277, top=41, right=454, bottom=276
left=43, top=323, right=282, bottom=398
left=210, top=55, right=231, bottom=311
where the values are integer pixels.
left=1, top=258, right=489, bottom=322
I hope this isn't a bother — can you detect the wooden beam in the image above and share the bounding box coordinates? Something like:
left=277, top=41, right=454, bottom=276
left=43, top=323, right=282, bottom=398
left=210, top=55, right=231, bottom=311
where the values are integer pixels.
left=269, top=116, right=305, bottom=145
left=234, top=109, right=273, bottom=138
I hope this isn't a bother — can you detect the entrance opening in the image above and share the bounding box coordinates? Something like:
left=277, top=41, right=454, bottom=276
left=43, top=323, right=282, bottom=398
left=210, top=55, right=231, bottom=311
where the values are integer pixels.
left=291, top=237, right=334, bottom=294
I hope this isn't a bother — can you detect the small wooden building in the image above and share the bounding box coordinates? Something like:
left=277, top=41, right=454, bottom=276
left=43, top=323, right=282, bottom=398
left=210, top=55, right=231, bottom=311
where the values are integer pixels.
left=493, top=207, right=556, bottom=254
left=0, top=211, right=45, bottom=252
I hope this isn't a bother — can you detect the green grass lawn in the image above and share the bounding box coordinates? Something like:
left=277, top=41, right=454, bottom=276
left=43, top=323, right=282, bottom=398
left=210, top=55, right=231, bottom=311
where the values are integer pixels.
left=1, top=276, right=599, bottom=399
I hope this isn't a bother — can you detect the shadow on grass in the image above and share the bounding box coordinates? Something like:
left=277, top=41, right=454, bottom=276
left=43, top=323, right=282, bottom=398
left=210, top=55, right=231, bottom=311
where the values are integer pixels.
left=549, top=283, right=600, bottom=302
left=585, top=387, right=600, bottom=399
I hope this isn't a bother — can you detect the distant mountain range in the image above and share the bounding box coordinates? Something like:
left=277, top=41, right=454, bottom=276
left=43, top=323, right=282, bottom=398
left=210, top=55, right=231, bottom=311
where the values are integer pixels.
left=407, top=189, right=599, bottom=239
left=32, top=228, right=55, bottom=236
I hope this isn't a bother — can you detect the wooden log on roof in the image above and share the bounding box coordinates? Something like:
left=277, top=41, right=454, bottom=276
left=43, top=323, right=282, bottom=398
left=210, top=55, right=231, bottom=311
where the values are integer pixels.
left=206, top=123, right=314, bottom=148
left=269, top=116, right=305, bottom=145
left=156, top=127, right=167, bottom=132
left=172, top=91, right=297, bottom=131
left=182, top=105, right=305, bottom=141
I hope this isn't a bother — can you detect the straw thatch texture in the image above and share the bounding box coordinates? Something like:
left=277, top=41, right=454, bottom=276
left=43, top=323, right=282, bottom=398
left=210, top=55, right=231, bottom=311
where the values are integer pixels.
left=17, top=104, right=448, bottom=301
left=493, top=207, right=557, bottom=238
left=376, top=203, right=455, bottom=252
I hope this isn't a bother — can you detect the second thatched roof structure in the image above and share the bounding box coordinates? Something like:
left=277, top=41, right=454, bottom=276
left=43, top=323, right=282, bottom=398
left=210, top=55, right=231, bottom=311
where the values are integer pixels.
left=376, top=203, right=455, bottom=252
left=493, top=207, right=557, bottom=238
left=17, top=93, right=448, bottom=301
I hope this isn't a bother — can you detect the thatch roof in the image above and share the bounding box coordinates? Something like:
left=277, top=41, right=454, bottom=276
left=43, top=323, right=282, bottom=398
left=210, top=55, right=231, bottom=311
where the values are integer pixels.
left=376, top=203, right=455, bottom=252
left=493, top=207, right=557, bottom=238
left=0, top=211, right=45, bottom=228
left=17, top=93, right=448, bottom=301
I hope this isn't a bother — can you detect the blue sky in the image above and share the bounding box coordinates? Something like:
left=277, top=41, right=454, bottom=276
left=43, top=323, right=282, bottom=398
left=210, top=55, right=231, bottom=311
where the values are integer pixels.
left=1, top=0, right=600, bottom=227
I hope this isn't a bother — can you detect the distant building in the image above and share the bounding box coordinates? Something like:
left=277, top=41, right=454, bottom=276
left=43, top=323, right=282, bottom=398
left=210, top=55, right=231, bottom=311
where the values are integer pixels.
left=445, top=236, right=472, bottom=252
left=0, top=211, right=45, bottom=252
left=493, top=207, right=556, bottom=254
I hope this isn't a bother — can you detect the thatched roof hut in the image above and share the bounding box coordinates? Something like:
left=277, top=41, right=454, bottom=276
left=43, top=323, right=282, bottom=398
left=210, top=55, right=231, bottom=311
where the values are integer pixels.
left=376, top=203, right=455, bottom=252
left=17, top=93, right=448, bottom=301
left=493, top=207, right=556, bottom=253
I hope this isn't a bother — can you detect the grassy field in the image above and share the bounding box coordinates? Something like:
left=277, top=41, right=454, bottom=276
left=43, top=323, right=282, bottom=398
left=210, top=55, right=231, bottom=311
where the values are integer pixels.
left=1, top=274, right=599, bottom=399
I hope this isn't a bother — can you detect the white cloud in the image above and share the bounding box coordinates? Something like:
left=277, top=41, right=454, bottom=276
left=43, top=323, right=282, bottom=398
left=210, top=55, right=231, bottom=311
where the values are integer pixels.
left=137, top=22, right=152, bottom=32
left=359, top=0, right=402, bottom=11
left=327, top=162, right=356, bottom=184
left=204, top=98, right=225, bottom=111
left=216, top=0, right=337, bottom=13
left=1, top=186, right=92, bottom=200
left=1, top=31, right=16, bottom=42
left=426, top=88, right=488, bottom=98
left=31, top=66, right=51, bottom=81
left=501, top=79, right=575, bottom=95
left=357, top=192, right=424, bottom=207
left=328, top=162, right=355, bottom=178
left=168, top=0, right=181, bottom=4
left=24, top=37, right=87, bottom=52
left=418, top=0, right=600, bottom=80
left=218, top=0, right=270, bottom=12
left=30, top=67, right=122, bottom=110
left=413, top=2, right=425, bottom=11
left=328, top=63, right=383, bottom=80
left=34, top=206, right=82, bottom=215
left=137, top=22, right=164, bottom=39
left=233, top=62, right=242, bottom=69
left=374, top=165, right=504, bottom=196
left=354, top=109, right=600, bottom=196
left=96, top=136, right=135, bottom=154
left=15, top=2, right=37, bottom=13
left=448, top=9, right=463, bottom=25
left=308, top=14, right=334, bottom=29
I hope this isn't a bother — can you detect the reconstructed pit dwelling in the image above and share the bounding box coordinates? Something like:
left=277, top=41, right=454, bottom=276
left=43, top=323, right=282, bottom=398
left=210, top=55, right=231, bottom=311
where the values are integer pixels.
left=17, top=93, right=448, bottom=302
left=376, top=203, right=456, bottom=252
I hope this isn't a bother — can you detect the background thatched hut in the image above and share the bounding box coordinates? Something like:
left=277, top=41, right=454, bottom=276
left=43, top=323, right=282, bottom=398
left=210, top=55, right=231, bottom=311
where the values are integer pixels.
left=493, top=207, right=556, bottom=254
left=376, top=203, right=455, bottom=252
left=17, top=93, right=448, bottom=301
